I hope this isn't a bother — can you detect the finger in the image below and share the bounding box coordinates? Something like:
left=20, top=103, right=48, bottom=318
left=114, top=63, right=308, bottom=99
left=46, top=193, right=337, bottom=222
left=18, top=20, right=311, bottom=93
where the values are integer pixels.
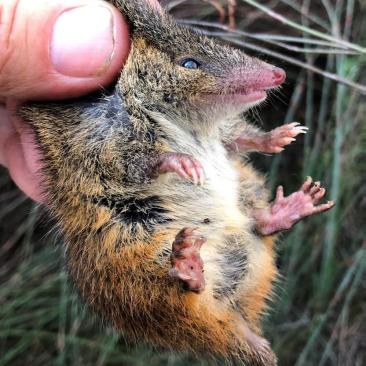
left=0, top=105, right=44, bottom=202
left=3, top=132, right=44, bottom=202
left=0, top=106, right=14, bottom=166
left=309, top=181, right=321, bottom=196
left=175, top=167, right=191, bottom=181
left=275, top=185, right=284, bottom=200
left=190, top=159, right=205, bottom=185
left=313, top=188, right=326, bottom=204
left=284, top=126, right=308, bottom=138
left=270, top=146, right=285, bottom=153
left=312, top=201, right=335, bottom=214
left=181, top=158, right=198, bottom=185
left=301, top=176, right=313, bottom=192
left=278, top=137, right=296, bottom=145
left=287, top=122, right=300, bottom=127
left=7, top=101, right=43, bottom=176
left=193, top=237, right=206, bottom=250
left=0, top=0, right=132, bottom=101
left=274, top=123, right=300, bottom=134
left=293, top=126, right=309, bottom=134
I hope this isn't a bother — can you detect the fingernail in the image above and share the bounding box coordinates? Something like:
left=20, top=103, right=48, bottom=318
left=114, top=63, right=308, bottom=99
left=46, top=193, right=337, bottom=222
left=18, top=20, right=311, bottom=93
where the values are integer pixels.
left=51, top=6, right=115, bottom=77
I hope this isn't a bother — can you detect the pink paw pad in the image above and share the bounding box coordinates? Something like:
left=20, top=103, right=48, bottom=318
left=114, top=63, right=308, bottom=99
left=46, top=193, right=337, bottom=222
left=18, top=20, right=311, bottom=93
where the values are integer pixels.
left=169, top=228, right=206, bottom=293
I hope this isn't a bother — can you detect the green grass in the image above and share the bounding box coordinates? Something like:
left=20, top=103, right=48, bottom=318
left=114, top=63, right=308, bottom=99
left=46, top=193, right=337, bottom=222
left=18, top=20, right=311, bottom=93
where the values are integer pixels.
left=1, top=0, right=365, bottom=365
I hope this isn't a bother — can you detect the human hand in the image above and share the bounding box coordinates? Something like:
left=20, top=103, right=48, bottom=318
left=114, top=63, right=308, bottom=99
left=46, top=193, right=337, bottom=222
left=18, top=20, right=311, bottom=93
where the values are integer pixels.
left=0, top=0, right=156, bottom=202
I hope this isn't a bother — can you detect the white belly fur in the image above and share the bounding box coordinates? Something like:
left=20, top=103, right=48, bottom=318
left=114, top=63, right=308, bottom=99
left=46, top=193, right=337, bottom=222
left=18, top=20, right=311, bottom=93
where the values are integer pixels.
left=198, top=141, right=248, bottom=232
left=148, top=111, right=250, bottom=232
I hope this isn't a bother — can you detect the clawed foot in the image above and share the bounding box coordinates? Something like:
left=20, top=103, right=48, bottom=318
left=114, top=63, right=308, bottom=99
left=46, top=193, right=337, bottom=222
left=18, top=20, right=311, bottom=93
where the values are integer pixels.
left=153, top=152, right=205, bottom=185
left=169, top=228, right=206, bottom=293
left=255, top=177, right=335, bottom=235
left=261, top=122, right=308, bottom=153
left=228, top=122, right=307, bottom=153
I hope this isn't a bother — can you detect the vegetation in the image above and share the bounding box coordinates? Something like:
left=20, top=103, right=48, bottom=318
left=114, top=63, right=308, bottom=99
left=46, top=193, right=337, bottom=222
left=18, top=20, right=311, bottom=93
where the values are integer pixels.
left=0, top=0, right=365, bottom=365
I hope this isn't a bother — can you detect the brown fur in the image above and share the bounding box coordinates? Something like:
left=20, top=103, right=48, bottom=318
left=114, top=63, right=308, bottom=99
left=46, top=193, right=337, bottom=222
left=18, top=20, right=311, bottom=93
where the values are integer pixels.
left=19, top=1, right=281, bottom=364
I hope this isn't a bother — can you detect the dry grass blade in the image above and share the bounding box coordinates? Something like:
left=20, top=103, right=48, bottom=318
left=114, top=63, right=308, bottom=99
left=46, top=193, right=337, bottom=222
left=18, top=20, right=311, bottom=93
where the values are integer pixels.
left=240, top=0, right=366, bottom=52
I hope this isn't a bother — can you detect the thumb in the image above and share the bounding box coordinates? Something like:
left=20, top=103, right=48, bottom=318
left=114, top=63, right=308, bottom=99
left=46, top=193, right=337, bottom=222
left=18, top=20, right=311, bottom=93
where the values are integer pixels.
left=0, top=0, right=130, bottom=101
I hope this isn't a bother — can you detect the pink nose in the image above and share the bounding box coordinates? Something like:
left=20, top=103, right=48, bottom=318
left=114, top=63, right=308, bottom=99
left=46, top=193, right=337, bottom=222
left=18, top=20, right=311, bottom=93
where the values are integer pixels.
left=272, top=67, right=286, bottom=86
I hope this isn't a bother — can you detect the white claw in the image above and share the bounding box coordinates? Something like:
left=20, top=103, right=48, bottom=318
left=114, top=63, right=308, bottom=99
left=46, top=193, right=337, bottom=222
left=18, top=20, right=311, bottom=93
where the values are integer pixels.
left=294, top=126, right=309, bottom=134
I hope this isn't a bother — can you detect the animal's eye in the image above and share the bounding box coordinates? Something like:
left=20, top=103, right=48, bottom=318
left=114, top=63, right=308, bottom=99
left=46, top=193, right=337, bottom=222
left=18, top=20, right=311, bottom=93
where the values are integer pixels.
left=181, top=59, right=200, bottom=70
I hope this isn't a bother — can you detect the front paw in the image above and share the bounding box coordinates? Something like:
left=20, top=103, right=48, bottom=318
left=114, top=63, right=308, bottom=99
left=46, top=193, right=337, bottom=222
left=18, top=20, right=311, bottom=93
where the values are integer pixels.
left=153, top=152, right=205, bottom=185
left=263, top=122, right=308, bottom=153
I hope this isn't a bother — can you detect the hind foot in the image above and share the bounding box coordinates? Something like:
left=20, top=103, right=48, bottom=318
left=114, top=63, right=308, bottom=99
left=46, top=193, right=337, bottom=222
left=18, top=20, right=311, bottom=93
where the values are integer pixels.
left=254, top=177, right=335, bottom=235
left=169, top=228, right=206, bottom=293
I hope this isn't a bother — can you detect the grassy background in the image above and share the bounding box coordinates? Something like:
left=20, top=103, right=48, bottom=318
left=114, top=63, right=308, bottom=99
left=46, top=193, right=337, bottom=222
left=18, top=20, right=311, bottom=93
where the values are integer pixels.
left=0, top=0, right=365, bottom=365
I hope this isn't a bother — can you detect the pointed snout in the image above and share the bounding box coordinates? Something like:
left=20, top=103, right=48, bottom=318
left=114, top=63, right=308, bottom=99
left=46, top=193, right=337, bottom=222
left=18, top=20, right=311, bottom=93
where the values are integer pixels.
left=271, top=67, right=286, bottom=87
left=224, top=63, right=286, bottom=93
left=247, top=66, right=286, bottom=90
